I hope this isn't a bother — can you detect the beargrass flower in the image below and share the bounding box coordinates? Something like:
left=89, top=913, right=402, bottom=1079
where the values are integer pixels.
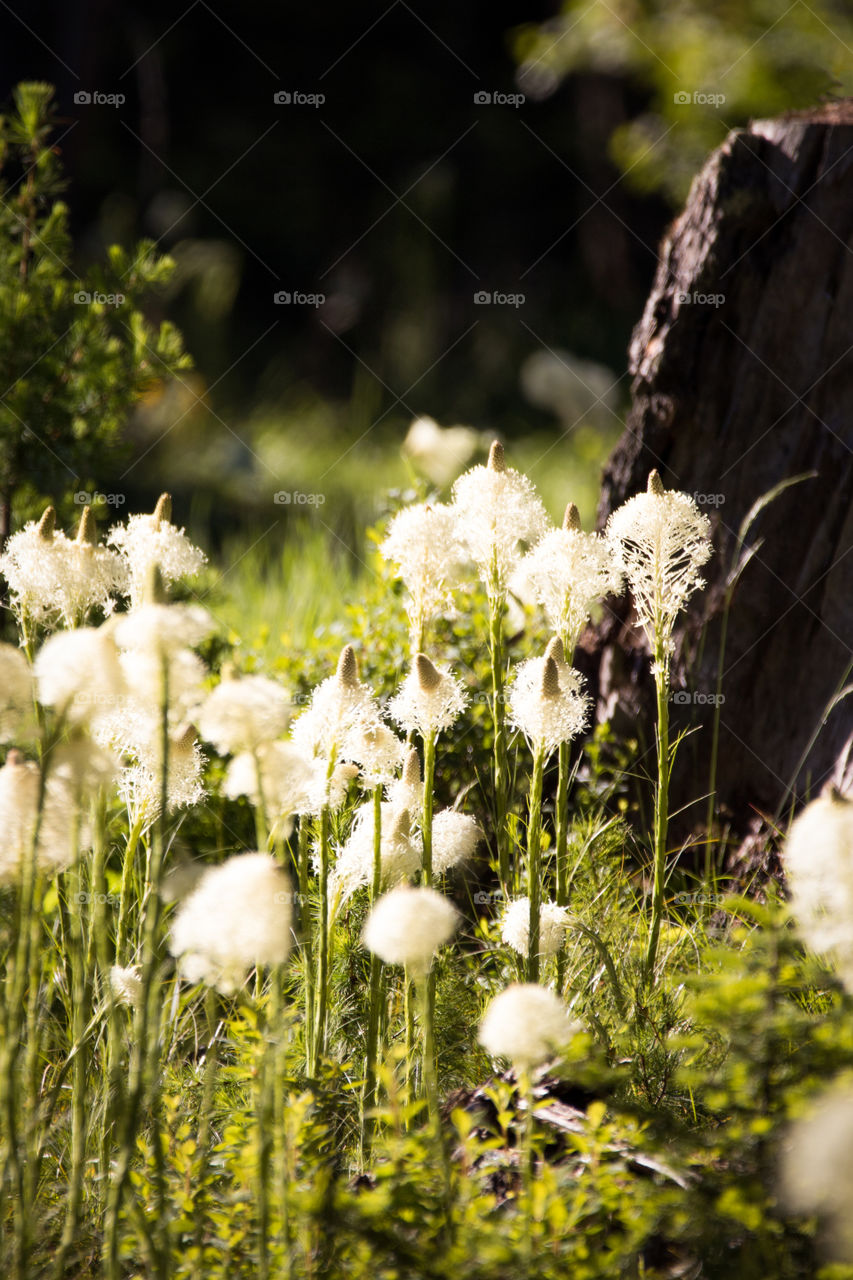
left=385, top=746, right=423, bottom=816
left=784, top=787, right=853, bottom=989
left=330, top=806, right=420, bottom=904
left=401, top=414, right=479, bottom=487
left=605, top=470, right=712, bottom=663
left=109, top=965, right=143, bottom=1008
left=0, top=644, right=35, bottom=742
left=362, top=883, right=459, bottom=975
left=340, top=719, right=406, bottom=788
left=34, top=625, right=127, bottom=725
left=479, top=983, right=574, bottom=1070
left=509, top=647, right=590, bottom=757
left=501, top=897, right=569, bottom=958
left=291, top=645, right=377, bottom=765
left=431, top=809, right=482, bottom=875
left=451, top=440, right=547, bottom=595
left=380, top=501, right=464, bottom=647
left=780, top=1081, right=853, bottom=1259
left=115, top=723, right=206, bottom=828
left=388, top=653, right=467, bottom=738
left=170, top=851, right=294, bottom=993
left=519, top=503, right=620, bottom=652
left=108, top=493, right=206, bottom=607
left=198, top=673, right=292, bottom=755
left=0, top=750, right=82, bottom=881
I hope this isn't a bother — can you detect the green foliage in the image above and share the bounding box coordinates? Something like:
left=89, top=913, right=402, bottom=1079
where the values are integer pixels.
left=0, top=82, right=190, bottom=526
left=513, top=0, right=853, bottom=201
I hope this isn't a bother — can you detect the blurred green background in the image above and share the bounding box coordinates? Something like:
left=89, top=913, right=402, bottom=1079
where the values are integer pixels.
left=2, top=0, right=850, bottom=611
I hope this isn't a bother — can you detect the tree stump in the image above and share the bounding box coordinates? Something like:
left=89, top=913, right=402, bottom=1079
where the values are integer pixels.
left=593, top=102, right=853, bottom=854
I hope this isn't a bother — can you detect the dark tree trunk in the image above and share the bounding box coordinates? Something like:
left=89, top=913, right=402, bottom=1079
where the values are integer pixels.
left=592, top=101, right=853, bottom=855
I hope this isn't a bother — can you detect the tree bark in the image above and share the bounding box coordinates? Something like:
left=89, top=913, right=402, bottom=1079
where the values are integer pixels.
left=592, top=101, right=853, bottom=851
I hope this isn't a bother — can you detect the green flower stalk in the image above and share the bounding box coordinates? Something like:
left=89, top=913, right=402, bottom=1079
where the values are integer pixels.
left=606, top=470, right=712, bottom=983
left=452, top=442, right=547, bottom=894
left=509, top=643, right=590, bottom=983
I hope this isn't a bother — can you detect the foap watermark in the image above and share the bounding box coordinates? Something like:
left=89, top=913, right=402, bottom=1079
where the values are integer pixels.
left=274, top=891, right=311, bottom=906
left=670, top=690, right=725, bottom=707
left=473, top=90, right=525, bottom=108
left=473, top=290, right=525, bottom=308
left=673, top=91, right=725, bottom=107
left=273, top=290, right=325, bottom=308
left=274, top=491, right=326, bottom=507
left=74, top=90, right=125, bottom=108
left=674, top=892, right=727, bottom=907
left=273, top=90, right=325, bottom=107
left=74, top=291, right=125, bottom=307
left=473, top=889, right=506, bottom=906
left=693, top=491, right=725, bottom=507
left=676, top=291, right=725, bottom=308
left=74, top=891, right=122, bottom=906
left=74, top=491, right=126, bottom=507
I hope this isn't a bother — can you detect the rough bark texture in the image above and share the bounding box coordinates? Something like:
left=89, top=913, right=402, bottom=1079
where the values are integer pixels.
left=592, top=101, right=853, bottom=846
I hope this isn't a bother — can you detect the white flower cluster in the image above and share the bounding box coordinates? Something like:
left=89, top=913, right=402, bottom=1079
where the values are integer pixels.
left=783, top=788, right=853, bottom=989
left=780, top=1080, right=853, bottom=1258
left=0, top=751, right=83, bottom=882
left=479, top=983, right=575, bottom=1070
left=451, top=441, right=548, bottom=595
left=107, top=493, right=206, bottom=608
left=362, top=883, right=459, bottom=976
left=170, top=851, right=294, bottom=993
left=330, top=805, right=420, bottom=904
left=388, top=653, right=467, bottom=739
left=380, top=502, right=464, bottom=646
left=509, top=645, right=590, bottom=756
left=606, top=471, right=712, bottom=659
left=501, top=896, right=568, bottom=957
left=519, top=504, right=620, bottom=653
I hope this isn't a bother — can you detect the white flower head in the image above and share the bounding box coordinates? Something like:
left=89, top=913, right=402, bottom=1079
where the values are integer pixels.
left=170, top=851, right=294, bottom=993
left=431, top=809, right=482, bottom=875
left=479, top=983, right=574, bottom=1070
left=51, top=734, right=121, bottom=798
left=501, top=896, right=568, bottom=957
left=34, top=625, right=127, bottom=725
left=451, top=441, right=547, bottom=594
left=380, top=501, right=464, bottom=646
left=388, top=653, right=467, bottom=739
left=401, top=415, right=479, bottom=487
left=780, top=1081, right=853, bottom=1258
left=330, top=805, right=420, bottom=904
left=385, top=746, right=423, bottom=816
left=0, top=750, right=82, bottom=881
left=291, top=645, right=377, bottom=764
left=362, top=883, right=459, bottom=975
left=519, top=504, right=621, bottom=653
left=340, top=718, right=406, bottom=788
left=0, top=644, right=35, bottom=743
left=224, top=739, right=321, bottom=835
left=113, top=600, right=215, bottom=661
left=509, top=644, right=590, bottom=756
left=108, top=493, right=206, bottom=607
left=605, top=471, right=712, bottom=658
left=116, top=723, right=206, bottom=829
left=784, top=787, right=853, bottom=988
left=109, top=965, right=142, bottom=1007
left=199, top=674, right=292, bottom=755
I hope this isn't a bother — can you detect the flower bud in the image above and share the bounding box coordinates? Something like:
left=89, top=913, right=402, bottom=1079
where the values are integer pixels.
left=415, top=652, right=441, bottom=692
left=37, top=506, right=56, bottom=541
left=75, top=505, right=97, bottom=545
left=562, top=502, right=581, bottom=532
left=647, top=469, right=665, bottom=496
left=336, top=644, right=359, bottom=689
left=487, top=439, right=506, bottom=473
left=540, top=654, right=560, bottom=699
left=152, top=492, right=172, bottom=529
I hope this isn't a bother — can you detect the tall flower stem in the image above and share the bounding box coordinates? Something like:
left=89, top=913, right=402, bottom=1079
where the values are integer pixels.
left=525, top=747, right=546, bottom=983
left=254, top=989, right=273, bottom=1280
left=114, top=817, right=144, bottom=964
left=297, top=819, right=315, bottom=1076
left=312, top=803, right=331, bottom=1072
left=362, top=787, right=384, bottom=1151
left=644, top=647, right=670, bottom=982
left=555, top=739, right=570, bottom=993
left=488, top=585, right=510, bottom=893
left=421, top=734, right=435, bottom=885
left=191, top=987, right=220, bottom=1280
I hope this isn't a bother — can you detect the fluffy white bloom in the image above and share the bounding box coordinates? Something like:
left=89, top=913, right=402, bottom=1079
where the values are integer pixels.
left=362, top=883, right=459, bottom=975
left=431, top=809, right=482, bottom=875
left=606, top=471, right=712, bottom=661
left=388, top=653, right=467, bottom=738
left=291, top=646, right=378, bottom=765
left=113, top=602, right=214, bottom=660
left=784, top=788, right=853, bottom=988
left=451, top=441, right=547, bottom=594
left=340, top=718, right=406, bottom=787
left=224, top=740, right=326, bottom=837
left=51, top=735, right=121, bottom=797
left=0, top=644, right=35, bottom=743
left=380, top=502, right=464, bottom=645
left=117, top=647, right=207, bottom=730
left=330, top=805, right=420, bottom=904
left=402, top=415, right=479, bottom=487
left=109, top=965, right=142, bottom=1007
left=115, top=724, right=206, bottom=829
left=199, top=674, right=292, bottom=754
left=34, top=626, right=126, bottom=725
left=780, top=1081, right=853, bottom=1258
left=170, top=851, right=294, bottom=993
left=479, top=983, right=574, bottom=1070
left=0, top=751, right=82, bottom=881
left=52, top=508, right=125, bottom=628
left=501, top=897, right=568, bottom=957
left=519, top=504, right=621, bottom=652
left=108, top=494, right=206, bottom=607
left=385, top=746, right=423, bottom=816
left=509, top=647, right=590, bottom=756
